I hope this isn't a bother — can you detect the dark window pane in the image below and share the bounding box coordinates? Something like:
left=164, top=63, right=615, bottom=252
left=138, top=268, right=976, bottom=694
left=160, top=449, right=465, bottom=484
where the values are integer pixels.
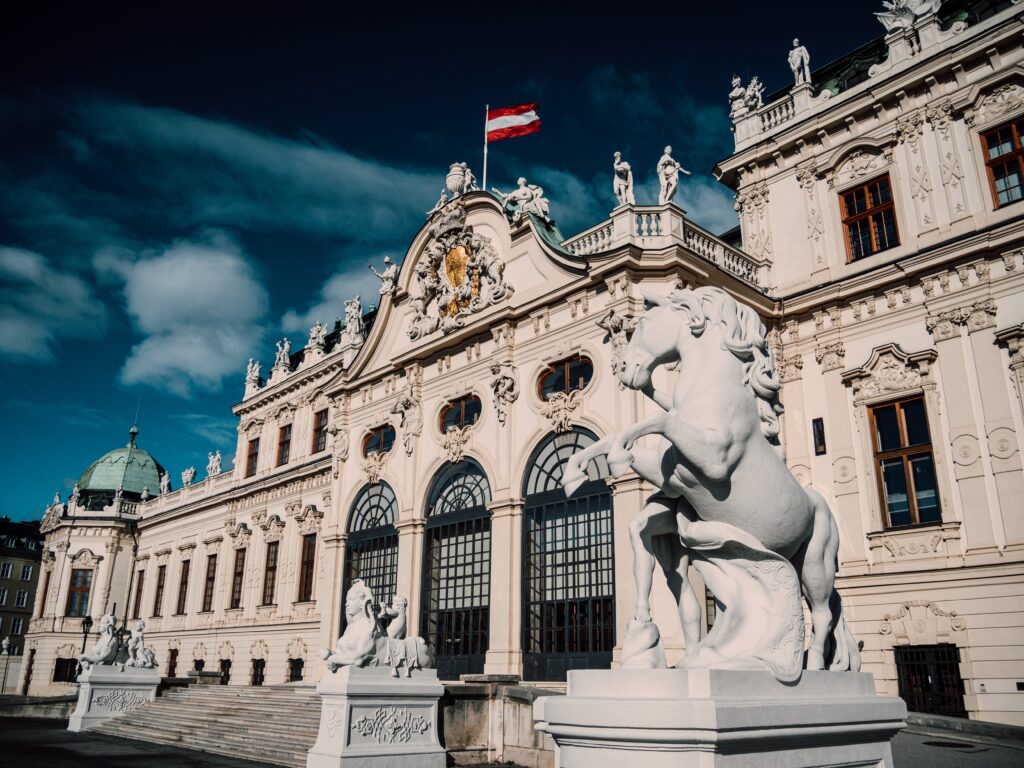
left=902, top=399, right=930, bottom=446
left=874, top=405, right=902, bottom=451
left=910, top=454, right=941, bottom=524
left=987, top=127, right=1015, bottom=160
left=881, top=458, right=910, bottom=526
left=993, top=161, right=1023, bottom=206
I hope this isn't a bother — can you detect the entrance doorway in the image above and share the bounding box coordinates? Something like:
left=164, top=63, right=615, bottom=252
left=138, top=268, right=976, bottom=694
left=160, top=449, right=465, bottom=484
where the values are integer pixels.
left=894, top=643, right=967, bottom=718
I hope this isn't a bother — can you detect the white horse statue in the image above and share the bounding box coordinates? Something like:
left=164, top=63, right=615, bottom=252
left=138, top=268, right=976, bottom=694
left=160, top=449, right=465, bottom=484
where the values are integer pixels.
left=564, top=285, right=859, bottom=680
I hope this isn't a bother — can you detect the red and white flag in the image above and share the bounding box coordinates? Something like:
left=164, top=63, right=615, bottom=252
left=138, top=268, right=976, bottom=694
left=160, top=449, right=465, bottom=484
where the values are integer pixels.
left=486, top=103, right=541, bottom=142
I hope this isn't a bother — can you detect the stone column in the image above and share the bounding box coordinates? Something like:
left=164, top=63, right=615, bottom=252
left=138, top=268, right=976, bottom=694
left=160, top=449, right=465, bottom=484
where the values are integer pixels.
left=927, top=309, right=998, bottom=552
left=995, top=323, right=1024, bottom=421
left=395, top=518, right=425, bottom=637
left=484, top=497, right=524, bottom=676
left=814, top=343, right=869, bottom=568
left=319, top=531, right=345, bottom=668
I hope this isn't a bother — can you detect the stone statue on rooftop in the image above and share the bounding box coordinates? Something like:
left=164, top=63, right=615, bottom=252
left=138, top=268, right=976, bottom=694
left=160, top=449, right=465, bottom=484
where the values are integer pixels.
left=344, top=296, right=365, bottom=346
left=728, top=74, right=748, bottom=119
left=181, top=466, right=196, bottom=487
left=246, top=358, right=261, bottom=384
left=307, top=320, right=326, bottom=351
left=159, top=472, right=170, bottom=494
left=744, top=76, right=765, bottom=111
left=562, top=285, right=860, bottom=682
left=446, top=162, right=478, bottom=197
left=875, top=0, right=941, bottom=32
left=274, top=338, right=291, bottom=369
left=494, top=177, right=551, bottom=224
left=369, top=256, right=399, bottom=298
left=206, top=450, right=222, bottom=477
left=789, top=39, right=811, bottom=86
left=613, top=152, right=636, bottom=206
left=657, top=146, right=691, bottom=205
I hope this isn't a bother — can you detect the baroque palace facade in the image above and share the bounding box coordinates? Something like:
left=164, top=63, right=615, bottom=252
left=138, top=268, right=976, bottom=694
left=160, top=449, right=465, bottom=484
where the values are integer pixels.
left=20, top=0, right=1024, bottom=726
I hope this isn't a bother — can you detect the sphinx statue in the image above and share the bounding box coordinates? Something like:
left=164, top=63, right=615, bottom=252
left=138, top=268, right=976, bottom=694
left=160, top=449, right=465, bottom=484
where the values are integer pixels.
left=79, top=611, right=120, bottom=669
left=323, top=580, right=434, bottom=678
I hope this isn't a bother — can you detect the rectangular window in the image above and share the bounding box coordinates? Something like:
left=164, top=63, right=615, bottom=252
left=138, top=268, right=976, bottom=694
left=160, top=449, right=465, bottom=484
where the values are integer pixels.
left=812, top=417, right=827, bottom=456
left=840, top=174, right=899, bottom=261
left=288, top=657, right=304, bottom=682
left=230, top=549, right=246, bottom=609
left=982, top=118, right=1024, bottom=208
left=152, top=564, right=167, bottom=617
left=15, top=589, right=28, bottom=608
left=53, top=657, right=78, bottom=683
left=65, top=569, right=92, bottom=617
left=0, top=562, right=11, bottom=579
left=297, top=534, right=316, bottom=602
left=20, top=564, right=32, bottom=581
left=245, top=438, right=260, bottom=478
left=132, top=569, right=145, bottom=619
left=11, top=617, right=23, bottom=634
left=277, top=424, right=292, bottom=466
left=202, top=554, right=217, bottom=612
left=38, top=568, right=51, bottom=617
left=312, top=409, right=329, bottom=453
left=871, top=396, right=942, bottom=528
left=175, top=559, right=191, bottom=615
left=261, top=542, right=279, bottom=606
left=0, top=587, right=6, bottom=606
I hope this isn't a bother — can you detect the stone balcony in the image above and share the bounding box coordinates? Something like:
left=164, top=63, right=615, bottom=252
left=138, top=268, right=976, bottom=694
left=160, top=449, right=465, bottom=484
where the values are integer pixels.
left=561, top=203, right=769, bottom=290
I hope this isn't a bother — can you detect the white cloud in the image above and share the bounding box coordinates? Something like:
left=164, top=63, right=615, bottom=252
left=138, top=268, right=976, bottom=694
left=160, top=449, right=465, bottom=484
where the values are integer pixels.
left=0, top=246, right=108, bottom=361
left=111, top=234, right=269, bottom=397
left=281, top=260, right=383, bottom=335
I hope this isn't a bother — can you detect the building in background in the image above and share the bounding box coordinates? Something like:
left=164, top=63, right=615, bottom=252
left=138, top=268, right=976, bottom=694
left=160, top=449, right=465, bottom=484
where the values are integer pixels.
left=0, top=515, right=43, bottom=692
left=18, top=0, right=1024, bottom=726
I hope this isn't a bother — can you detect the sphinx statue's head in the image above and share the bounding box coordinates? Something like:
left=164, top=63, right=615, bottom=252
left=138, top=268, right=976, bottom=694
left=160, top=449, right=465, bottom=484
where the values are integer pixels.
left=344, top=579, right=375, bottom=623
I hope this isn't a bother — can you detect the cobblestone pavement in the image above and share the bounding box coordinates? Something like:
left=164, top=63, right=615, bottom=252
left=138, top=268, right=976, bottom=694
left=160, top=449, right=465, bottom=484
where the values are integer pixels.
left=1, top=716, right=1022, bottom=767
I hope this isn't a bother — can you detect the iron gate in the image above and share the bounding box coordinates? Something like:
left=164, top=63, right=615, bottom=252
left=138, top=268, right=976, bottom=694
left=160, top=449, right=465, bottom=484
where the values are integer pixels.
left=342, top=483, right=399, bottom=629
left=522, top=430, right=616, bottom=681
left=894, top=643, right=966, bottom=718
left=420, top=459, right=492, bottom=680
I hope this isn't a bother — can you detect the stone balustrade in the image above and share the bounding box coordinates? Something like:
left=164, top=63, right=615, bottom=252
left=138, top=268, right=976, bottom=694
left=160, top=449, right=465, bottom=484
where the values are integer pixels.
left=759, top=95, right=795, bottom=131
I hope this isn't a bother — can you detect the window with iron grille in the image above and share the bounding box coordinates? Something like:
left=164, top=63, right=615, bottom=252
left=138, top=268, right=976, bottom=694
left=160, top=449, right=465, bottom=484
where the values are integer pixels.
left=175, top=560, right=190, bottom=615
left=53, top=657, right=78, bottom=683
left=312, top=409, right=329, bottom=453
left=894, top=644, right=967, bottom=718
left=65, top=568, right=92, bottom=617
left=251, top=658, right=266, bottom=686
left=421, top=459, right=492, bottom=680
left=202, top=554, right=217, bottom=612
left=297, top=534, right=317, bottom=602
left=219, top=658, right=231, bottom=685
left=277, top=424, right=292, bottom=466
left=522, top=429, right=615, bottom=681
left=288, top=657, right=304, bottom=682
left=538, top=355, right=594, bottom=399
left=362, top=424, right=396, bottom=457
left=439, top=395, right=482, bottom=431
left=261, top=542, right=279, bottom=605
left=343, top=484, right=399, bottom=629
left=981, top=118, right=1024, bottom=208
left=245, top=438, right=260, bottom=478
left=230, top=549, right=246, bottom=609
left=840, top=174, right=899, bottom=261
left=870, top=396, right=941, bottom=528
left=131, top=569, right=145, bottom=619
left=152, top=565, right=167, bottom=617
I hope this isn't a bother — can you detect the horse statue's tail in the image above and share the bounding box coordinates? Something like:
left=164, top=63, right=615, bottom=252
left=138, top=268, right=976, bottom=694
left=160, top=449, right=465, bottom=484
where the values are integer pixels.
left=827, top=590, right=861, bottom=672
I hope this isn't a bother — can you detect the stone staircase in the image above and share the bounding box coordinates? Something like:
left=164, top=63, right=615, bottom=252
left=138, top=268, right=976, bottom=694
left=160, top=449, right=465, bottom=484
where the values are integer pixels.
left=91, top=684, right=321, bottom=768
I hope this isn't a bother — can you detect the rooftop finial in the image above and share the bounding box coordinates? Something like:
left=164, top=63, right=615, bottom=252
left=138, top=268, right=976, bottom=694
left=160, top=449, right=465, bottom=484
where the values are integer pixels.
left=128, top=424, right=139, bottom=446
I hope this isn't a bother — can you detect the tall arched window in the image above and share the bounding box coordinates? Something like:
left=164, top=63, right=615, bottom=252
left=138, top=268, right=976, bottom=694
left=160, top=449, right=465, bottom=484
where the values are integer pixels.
left=342, top=483, right=399, bottom=628
left=420, top=459, right=492, bottom=679
left=522, top=429, right=615, bottom=681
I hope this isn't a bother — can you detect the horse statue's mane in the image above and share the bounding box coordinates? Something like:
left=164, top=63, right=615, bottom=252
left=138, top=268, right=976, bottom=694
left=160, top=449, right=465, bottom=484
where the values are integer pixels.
left=665, top=286, right=785, bottom=456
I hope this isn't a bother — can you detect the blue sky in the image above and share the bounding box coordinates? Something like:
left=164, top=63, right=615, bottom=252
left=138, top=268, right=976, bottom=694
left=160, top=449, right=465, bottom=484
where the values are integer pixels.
left=0, top=2, right=885, bottom=521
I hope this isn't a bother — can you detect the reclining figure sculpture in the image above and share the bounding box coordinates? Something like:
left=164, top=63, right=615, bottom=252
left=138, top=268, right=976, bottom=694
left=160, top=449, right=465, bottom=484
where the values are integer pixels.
left=563, top=285, right=860, bottom=681
left=323, top=580, right=434, bottom=678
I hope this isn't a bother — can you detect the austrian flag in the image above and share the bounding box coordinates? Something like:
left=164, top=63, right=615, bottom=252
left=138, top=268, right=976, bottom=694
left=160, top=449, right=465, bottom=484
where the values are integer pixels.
left=486, top=103, right=541, bottom=142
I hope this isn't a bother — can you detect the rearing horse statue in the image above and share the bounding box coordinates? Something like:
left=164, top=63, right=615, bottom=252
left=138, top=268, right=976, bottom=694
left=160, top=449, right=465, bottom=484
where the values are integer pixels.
left=563, top=285, right=858, bottom=680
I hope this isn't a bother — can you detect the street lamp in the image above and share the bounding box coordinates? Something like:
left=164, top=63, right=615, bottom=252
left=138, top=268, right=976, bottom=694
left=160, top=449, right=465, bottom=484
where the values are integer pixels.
left=78, top=615, right=93, bottom=677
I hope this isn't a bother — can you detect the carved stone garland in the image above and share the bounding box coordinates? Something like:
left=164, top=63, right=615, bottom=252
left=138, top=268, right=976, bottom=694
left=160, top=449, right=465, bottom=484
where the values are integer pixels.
left=407, top=201, right=513, bottom=340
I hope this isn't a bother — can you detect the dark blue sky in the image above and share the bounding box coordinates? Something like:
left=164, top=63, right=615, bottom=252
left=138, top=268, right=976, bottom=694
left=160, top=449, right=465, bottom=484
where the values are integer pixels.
left=0, top=2, right=885, bottom=521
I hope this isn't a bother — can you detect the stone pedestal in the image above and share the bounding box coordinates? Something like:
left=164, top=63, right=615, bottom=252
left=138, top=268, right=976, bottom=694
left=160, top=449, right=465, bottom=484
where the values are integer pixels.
left=67, top=665, right=161, bottom=732
left=534, top=668, right=905, bottom=768
left=307, top=666, right=445, bottom=768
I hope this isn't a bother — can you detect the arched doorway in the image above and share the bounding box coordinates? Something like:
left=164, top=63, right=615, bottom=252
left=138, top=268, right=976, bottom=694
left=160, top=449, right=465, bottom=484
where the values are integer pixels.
left=342, top=482, right=399, bottom=627
left=420, top=459, right=492, bottom=679
left=522, top=429, right=615, bottom=681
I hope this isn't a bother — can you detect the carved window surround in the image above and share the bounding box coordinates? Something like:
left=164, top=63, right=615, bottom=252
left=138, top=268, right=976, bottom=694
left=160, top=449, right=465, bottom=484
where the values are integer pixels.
left=877, top=599, right=966, bottom=647
left=866, top=520, right=963, bottom=565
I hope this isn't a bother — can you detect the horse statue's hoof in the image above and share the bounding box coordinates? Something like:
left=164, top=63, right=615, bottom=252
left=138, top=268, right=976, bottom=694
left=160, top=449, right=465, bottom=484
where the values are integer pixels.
left=562, top=465, right=585, bottom=497
left=607, top=448, right=632, bottom=478
left=621, top=617, right=667, bottom=669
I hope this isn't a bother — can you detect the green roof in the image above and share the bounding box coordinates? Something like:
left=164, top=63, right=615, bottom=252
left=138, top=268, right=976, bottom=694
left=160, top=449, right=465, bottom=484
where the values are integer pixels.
left=77, top=426, right=167, bottom=497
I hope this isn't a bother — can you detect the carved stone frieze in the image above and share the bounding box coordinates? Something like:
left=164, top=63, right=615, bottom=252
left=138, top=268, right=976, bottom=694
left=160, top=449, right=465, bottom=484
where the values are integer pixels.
left=441, top=425, right=473, bottom=464
left=71, top=548, right=103, bottom=568
left=879, top=600, right=965, bottom=645
left=777, top=354, right=804, bottom=383
left=971, top=81, right=1024, bottom=128
left=539, top=390, right=581, bottom=433
left=841, top=343, right=937, bottom=402
left=489, top=362, right=519, bottom=426
left=296, top=504, right=324, bottom=534
left=352, top=707, right=431, bottom=744
left=813, top=342, right=845, bottom=372
left=927, top=299, right=997, bottom=340
left=363, top=450, right=389, bottom=486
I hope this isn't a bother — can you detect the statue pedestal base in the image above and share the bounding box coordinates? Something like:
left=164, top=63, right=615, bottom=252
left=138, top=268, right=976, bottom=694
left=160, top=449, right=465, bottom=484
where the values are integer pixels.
left=534, top=668, right=905, bottom=768
left=306, top=667, right=445, bottom=768
left=67, top=665, right=161, bottom=732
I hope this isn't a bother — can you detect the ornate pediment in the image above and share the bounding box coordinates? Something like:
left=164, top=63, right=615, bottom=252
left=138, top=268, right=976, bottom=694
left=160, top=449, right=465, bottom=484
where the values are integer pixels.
left=71, top=548, right=102, bottom=568
left=829, top=144, right=894, bottom=188
left=840, top=343, right=936, bottom=402
left=970, top=80, right=1024, bottom=128
left=408, top=200, right=513, bottom=340
left=296, top=504, right=324, bottom=534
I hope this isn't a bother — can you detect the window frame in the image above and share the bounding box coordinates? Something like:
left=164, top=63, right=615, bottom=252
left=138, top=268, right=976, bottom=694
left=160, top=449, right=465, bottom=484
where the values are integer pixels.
left=297, top=534, right=316, bottom=603
left=362, top=424, right=396, bottom=457
left=152, top=564, right=167, bottom=617
left=15, top=589, right=28, bottom=608
left=277, top=424, right=292, bottom=466
left=839, top=173, right=900, bottom=262
left=230, top=548, right=246, bottom=609
left=868, top=395, right=941, bottom=529
left=980, top=117, right=1024, bottom=209
left=245, top=438, right=260, bottom=478
left=0, top=563, right=11, bottom=579
left=201, top=554, right=217, bottom=612
left=439, top=394, right=483, bottom=432
left=20, top=564, right=33, bottom=581
left=311, top=409, right=329, bottom=454
left=261, top=541, right=279, bottom=606
left=65, top=568, right=93, bottom=618
left=132, top=568, right=146, bottom=620
left=537, top=355, right=595, bottom=400
left=0, top=587, right=6, bottom=606
left=175, top=559, right=191, bottom=616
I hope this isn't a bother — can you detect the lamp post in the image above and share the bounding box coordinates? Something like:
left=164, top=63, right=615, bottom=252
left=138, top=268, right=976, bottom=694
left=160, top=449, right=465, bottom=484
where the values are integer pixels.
left=1, top=637, right=11, bottom=694
left=78, top=615, right=93, bottom=677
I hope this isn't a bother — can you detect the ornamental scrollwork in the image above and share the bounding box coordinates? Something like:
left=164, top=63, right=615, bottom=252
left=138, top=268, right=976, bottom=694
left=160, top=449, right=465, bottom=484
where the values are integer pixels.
left=352, top=706, right=431, bottom=744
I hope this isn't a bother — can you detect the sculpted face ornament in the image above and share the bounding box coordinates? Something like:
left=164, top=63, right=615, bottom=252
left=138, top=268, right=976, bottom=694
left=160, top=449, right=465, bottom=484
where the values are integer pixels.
left=563, top=285, right=860, bottom=682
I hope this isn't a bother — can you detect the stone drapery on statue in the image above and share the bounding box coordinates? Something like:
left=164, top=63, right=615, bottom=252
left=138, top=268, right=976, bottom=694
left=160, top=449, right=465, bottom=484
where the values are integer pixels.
left=323, top=580, right=434, bottom=678
left=564, top=285, right=859, bottom=681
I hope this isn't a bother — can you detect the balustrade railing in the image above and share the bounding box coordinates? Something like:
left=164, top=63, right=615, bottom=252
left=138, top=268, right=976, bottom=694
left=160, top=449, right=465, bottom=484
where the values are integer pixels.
left=759, top=96, right=795, bottom=131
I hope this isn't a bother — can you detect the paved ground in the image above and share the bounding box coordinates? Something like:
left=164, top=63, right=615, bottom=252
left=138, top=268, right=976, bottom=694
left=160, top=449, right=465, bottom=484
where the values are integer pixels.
left=0, top=717, right=1022, bottom=767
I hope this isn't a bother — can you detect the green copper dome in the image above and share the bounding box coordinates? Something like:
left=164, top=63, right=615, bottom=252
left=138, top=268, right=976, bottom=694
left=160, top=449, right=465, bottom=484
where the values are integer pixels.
left=77, top=425, right=167, bottom=498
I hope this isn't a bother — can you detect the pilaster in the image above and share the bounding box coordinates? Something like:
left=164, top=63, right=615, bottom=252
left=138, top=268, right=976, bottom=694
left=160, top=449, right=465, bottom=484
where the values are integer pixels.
left=394, top=518, right=424, bottom=637
left=484, top=497, right=524, bottom=676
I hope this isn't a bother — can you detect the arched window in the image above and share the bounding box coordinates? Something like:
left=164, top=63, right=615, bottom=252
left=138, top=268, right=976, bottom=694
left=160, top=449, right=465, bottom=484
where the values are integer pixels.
left=362, top=424, right=396, bottom=457
left=522, top=429, right=615, bottom=681
left=420, top=459, right=492, bottom=679
left=342, top=483, right=399, bottom=629
left=538, top=355, right=594, bottom=399
left=439, top=394, right=482, bottom=431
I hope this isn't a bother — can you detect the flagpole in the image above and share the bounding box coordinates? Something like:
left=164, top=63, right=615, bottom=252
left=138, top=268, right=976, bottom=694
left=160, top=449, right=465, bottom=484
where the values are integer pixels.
left=482, top=104, right=489, bottom=194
